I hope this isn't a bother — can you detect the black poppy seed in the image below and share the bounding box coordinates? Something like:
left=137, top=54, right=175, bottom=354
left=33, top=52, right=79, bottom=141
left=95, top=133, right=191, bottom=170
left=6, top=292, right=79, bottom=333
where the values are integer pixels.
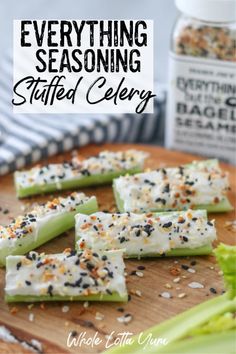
left=71, top=331, right=78, bottom=337
left=190, top=260, right=197, bottom=266
left=101, top=255, right=107, bottom=261
left=181, top=264, right=189, bottom=270
left=137, top=265, right=145, bottom=270
left=80, top=272, right=87, bottom=276
left=86, top=262, right=95, bottom=271
left=119, top=236, right=126, bottom=243
left=82, top=283, right=90, bottom=289
left=117, top=307, right=125, bottom=312
left=162, top=222, right=172, bottom=228
left=47, top=284, right=53, bottom=297
left=36, top=262, right=44, bottom=268
left=163, top=184, right=170, bottom=193
left=183, top=236, right=188, bottom=242
left=25, top=280, right=31, bottom=286
left=185, top=181, right=194, bottom=186
left=210, top=287, right=217, bottom=294
left=16, top=262, right=22, bottom=270
left=67, top=250, right=77, bottom=258
left=155, top=198, right=166, bottom=205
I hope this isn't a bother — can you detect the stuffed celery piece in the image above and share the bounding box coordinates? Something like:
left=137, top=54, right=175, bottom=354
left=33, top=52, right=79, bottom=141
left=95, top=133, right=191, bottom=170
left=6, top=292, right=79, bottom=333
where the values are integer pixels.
left=14, top=150, right=148, bottom=198
left=104, top=243, right=236, bottom=354
left=0, top=192, right=98, bottom=266
left=75, top=210, right=216, bottom=257
left=5, top=249, right=127, bottom=303
left=113, top=159, right=233, bottom=213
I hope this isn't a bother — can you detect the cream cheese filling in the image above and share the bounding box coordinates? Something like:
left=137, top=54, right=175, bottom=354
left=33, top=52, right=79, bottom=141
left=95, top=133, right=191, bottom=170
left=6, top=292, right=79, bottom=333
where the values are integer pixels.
left=5, top=250, right=126, bottom=297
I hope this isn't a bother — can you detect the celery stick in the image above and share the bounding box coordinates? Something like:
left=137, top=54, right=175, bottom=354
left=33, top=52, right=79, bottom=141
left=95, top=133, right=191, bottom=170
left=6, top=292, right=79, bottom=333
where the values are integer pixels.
left=5, top=292, right=126, bottom=303
left=5, top=250, right=128, bottom=303
left=125, top=244, right=213, bottom=258
left=0, top=193, right=98, bottom=266
left=16, top=168, right=142, bottom=198
left=156, top=330, right=236, bottom=354
left=214, top=243, right=236, bottom=297
left=15, top=150, right=148, bottom=198
left=114, top=184, right=233, bottom=213
left=75, top=210, right=215, bottom=257
left=113, top=158, right=233, bottom=214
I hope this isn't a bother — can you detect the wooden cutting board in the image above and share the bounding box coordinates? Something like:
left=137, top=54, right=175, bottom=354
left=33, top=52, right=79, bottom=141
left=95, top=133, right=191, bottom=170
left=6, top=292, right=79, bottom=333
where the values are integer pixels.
left=0, top=144, right=235, bottom=354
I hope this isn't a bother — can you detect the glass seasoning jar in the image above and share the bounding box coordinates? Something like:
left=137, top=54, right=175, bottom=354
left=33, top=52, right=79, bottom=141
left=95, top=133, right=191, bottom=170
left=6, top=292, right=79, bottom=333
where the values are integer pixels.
left=166, top=0, right=236, bottom=164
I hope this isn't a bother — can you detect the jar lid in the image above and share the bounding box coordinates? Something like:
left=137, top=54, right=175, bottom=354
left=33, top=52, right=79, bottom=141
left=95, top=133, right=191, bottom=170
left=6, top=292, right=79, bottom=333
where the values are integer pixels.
left=175, top=0, right=236, bottom=22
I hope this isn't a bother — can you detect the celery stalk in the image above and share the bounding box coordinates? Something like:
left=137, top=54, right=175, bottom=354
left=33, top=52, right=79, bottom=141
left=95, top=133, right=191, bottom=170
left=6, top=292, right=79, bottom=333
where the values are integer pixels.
left=113, top=159, right=233, bottom=213
left=16, top=168, right=142, bottom=198
left=214, top=243, right=236, bottom=298
left=0, top=195, right=98, bottom=266
left=113, top=182, right=233, bottom=214
left=5, top=292, right=127, bottom=303
left=155, top=331, right=236, bottom=354
left=5, top=249, right=128, bottom=303
left=125, top=244, right=213, bottom=258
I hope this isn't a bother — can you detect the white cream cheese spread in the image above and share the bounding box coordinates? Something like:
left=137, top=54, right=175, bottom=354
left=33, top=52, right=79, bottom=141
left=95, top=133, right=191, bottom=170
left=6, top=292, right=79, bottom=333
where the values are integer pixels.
left=5, top=249, right=126, bottom=298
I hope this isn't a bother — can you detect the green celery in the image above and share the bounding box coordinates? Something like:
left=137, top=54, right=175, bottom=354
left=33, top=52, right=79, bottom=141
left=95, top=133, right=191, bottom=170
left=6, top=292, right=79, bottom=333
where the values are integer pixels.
left=125, top=244, right=213, bottom=258
left=0, top=196, right=98, bottom=266
left=189, top=312, right=236, bottom=336
left=5, top=292, right=127, bottom=303
left=214, top=243, right=236, bottom=297
left=154, top=331, right=236, bottom=354
left=75, top=209, right=215, bottom=257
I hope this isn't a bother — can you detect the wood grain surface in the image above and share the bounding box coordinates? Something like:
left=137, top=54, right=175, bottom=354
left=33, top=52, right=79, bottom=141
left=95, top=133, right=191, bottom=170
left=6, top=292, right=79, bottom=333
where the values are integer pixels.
left=0, top=144, right=235, bottom=354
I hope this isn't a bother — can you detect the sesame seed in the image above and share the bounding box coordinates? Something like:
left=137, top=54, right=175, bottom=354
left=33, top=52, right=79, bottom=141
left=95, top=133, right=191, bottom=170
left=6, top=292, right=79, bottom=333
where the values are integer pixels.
left=160, top=292, right=172, bottom=299
left=188, top=282, right=204, bottom=289
left=62, top=305, right=70, bottom=313
left=29, top=313, right=35, bottom=322
left=187, top=268, right=196, bottom=274
left=95, top=312, right=105, bottom=321
left=173, top=277, right=180, bottom=283
left=136, top=271, right=144, bottom=278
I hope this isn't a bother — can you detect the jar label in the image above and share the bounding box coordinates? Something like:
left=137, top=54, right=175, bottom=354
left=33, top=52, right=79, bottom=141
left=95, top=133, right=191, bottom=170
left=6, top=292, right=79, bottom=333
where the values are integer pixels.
left=166, top=53, right=236, bottom=164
